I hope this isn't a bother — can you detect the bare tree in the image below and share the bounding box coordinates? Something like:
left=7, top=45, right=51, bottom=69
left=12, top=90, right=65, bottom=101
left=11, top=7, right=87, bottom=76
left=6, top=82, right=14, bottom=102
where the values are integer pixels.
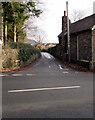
left=35, top=35, right=43, bottom=43
left=70, top=9, right=85, bottom=22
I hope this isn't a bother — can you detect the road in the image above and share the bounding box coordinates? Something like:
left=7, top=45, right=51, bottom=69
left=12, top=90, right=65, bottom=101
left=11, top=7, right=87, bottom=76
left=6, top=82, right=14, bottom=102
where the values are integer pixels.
left=2, top=52, right=93, bottom=118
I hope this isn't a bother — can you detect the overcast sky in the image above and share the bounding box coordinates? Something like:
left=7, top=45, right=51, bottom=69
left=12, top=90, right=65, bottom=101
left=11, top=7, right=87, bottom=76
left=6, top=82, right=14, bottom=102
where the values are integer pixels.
left=27, top=0, right=95, bottom=43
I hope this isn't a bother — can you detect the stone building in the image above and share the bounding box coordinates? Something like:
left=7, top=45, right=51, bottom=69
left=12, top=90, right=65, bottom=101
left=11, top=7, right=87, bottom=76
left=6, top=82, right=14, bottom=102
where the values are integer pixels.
left=58, top=13, right=95, bottom=70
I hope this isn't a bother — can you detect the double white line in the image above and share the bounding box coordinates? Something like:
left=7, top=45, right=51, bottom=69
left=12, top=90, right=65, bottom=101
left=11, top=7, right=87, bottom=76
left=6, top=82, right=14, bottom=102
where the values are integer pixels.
left=8, top=85, right=80, bottom=93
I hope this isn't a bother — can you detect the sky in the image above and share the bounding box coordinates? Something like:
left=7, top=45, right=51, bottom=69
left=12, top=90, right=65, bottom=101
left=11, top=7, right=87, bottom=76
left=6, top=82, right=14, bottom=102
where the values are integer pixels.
left=26, top=0, right=95, bottom=43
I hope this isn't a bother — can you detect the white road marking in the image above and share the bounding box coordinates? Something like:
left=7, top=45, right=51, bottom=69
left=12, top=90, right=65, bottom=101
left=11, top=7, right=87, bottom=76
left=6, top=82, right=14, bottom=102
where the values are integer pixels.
left=75, top=72, right=79, bottom=74
left=41, top=52, right=54, bottom=59
left=0, top=74, right=8, bottom=77
left=63, top=72, right=69, bottom=74
left=49, top=66, right=51, bottom=68
left=8, top=85, right=80, bottom=93
left=63, top=69, right=69, bottom=71
left=59, top=65, right=63, bottom=70
left=0, top=73, right=36, bottom=77
left=26, top=74, right=35, bottom=76
left=12, top=74, right=23, bottom=76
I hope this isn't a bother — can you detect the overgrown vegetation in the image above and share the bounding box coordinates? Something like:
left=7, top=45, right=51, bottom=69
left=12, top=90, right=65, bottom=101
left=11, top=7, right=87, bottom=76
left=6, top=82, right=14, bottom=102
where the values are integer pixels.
left=1, top=1, right=42, bottom=71
left=2, top=42, right=41, bottom=70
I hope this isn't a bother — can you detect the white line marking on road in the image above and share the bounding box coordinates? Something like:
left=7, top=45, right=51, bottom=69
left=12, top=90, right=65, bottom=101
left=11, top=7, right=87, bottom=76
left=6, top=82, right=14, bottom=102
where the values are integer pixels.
left=59, top=65, right=63, bottom=70
left=41, top=52, right=53, bottom=59
left=12, top=74, right=23, bottom=76
left=26, top=74, right=35, bottom=76
left=49, top=66, right=51, bottom=68
left=0, top=74, right=8, bottom=77
left=63, top=69, right=69, bottom=71
left=63, top=72, right=69, bottom=74
left=8, top=85, right=80, bottom=93
left=75, top=72, right=79, bottom=74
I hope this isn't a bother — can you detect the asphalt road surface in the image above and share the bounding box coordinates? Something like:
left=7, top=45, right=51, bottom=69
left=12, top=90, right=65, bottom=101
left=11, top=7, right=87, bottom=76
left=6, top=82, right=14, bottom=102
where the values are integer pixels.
left=2, top=52, right=93, bottom=118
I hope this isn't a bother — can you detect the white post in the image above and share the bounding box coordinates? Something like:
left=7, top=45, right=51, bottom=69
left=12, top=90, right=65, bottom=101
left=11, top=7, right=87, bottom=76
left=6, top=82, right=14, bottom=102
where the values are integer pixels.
left=77, top=35, right=79, bottom=61
left=91, top=29, right=94, bottom=70
left=66, top=1, right=70, bottom=62
left=93, top=1, right=95, bottom=14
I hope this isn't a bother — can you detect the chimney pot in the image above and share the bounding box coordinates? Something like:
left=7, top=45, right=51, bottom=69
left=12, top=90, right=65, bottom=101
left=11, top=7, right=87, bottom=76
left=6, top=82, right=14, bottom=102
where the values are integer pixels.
left=64, top=11, right=66, bottom=16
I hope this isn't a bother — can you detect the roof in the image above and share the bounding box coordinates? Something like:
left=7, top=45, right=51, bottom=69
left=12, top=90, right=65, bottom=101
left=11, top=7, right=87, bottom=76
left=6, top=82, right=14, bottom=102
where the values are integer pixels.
left=70, top=14, right=95, bottom=34
left=58, top=13, right=95, bottom=37
left=58, top=32, right=62, bottom=37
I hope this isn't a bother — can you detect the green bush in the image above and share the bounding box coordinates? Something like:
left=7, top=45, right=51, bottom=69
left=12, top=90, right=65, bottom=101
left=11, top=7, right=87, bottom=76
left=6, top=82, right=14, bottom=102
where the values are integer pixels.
left=2, top=42, right=41, bottom=69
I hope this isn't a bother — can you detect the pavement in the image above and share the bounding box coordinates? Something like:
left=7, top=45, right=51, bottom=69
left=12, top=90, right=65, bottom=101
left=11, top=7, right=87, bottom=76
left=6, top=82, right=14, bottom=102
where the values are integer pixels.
left=2, top=52, right=94, bottom=119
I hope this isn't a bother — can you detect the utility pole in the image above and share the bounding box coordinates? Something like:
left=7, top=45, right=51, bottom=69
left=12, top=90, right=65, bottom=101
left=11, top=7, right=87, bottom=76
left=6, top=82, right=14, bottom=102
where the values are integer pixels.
left=66, top=1, right=70, bottom=62
left=93, top=1, right=95, bottom=14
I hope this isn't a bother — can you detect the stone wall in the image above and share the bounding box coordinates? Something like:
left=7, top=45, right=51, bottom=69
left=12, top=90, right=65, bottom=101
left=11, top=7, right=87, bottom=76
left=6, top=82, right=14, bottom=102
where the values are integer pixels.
left=93, top=29, right=95, bottom=60
left=70, top=34, right=77, bottom=61
left=92, top=29, right=95, bottom=70
left=78, top=30, right=92, bottom=61
left=70, top=30, right=92, bottom=62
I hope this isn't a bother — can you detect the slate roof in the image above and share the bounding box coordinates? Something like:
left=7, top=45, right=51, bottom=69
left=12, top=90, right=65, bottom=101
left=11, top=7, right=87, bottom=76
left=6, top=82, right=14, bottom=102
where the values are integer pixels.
left=58, top=13, right=95, bottom=37
left=58, top=32, right=62, bottom=37
left=70, top=13, right=95, bottom=34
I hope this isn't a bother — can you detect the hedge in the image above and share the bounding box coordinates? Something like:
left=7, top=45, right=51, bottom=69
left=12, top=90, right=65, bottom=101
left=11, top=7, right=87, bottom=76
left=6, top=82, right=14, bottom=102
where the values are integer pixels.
left=2, top=42, right=41, bottom=69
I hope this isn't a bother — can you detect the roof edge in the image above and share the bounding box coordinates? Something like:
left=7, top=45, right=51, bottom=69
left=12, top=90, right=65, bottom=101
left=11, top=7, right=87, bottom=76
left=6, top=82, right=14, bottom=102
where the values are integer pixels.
left=92, top=25, right=95, bottom=30
left=71, top=13, right=95, bottom=25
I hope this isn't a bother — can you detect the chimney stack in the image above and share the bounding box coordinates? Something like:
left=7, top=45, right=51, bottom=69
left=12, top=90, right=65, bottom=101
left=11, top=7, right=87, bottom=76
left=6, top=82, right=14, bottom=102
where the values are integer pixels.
left=61, top=11, right=67, bottom=44
left=62, top=11, right=67, bottom=33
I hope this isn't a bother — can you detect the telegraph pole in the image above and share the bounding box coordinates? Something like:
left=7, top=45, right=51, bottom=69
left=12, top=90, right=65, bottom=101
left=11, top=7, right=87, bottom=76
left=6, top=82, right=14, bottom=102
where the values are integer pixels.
left=66, top=1, right=70, bottom=62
